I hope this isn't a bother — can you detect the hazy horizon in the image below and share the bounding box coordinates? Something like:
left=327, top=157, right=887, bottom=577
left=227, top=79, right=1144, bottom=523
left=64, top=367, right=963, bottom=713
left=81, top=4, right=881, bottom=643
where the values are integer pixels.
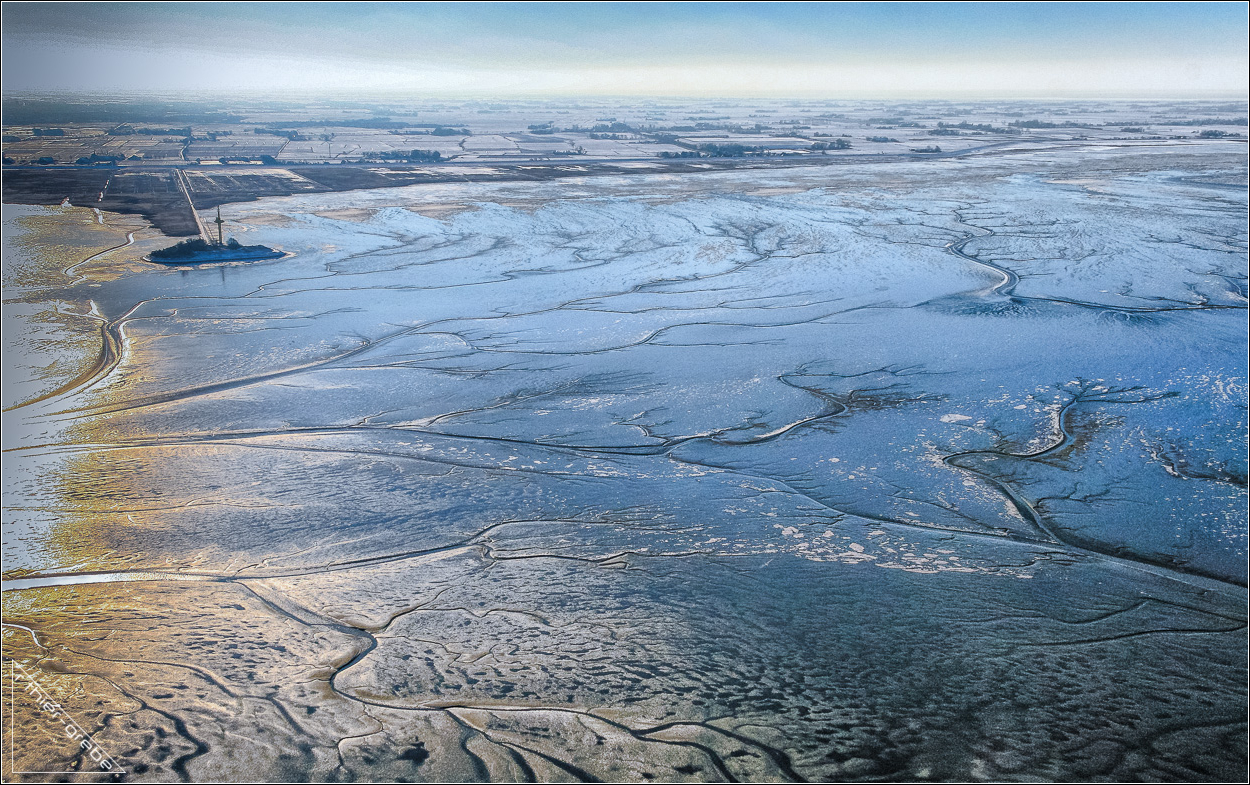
left=3, top=1, right=1246, bottom=99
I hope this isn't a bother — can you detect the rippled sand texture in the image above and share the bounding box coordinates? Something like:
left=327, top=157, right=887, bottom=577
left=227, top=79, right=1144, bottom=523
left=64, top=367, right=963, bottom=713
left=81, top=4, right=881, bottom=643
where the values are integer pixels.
left=3, top=144, right=1247, bottom=782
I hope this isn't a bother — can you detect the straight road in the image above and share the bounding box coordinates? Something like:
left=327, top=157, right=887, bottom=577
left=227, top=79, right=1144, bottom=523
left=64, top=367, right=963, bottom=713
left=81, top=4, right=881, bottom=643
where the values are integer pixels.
left=174, top=168, right=211, bottom=243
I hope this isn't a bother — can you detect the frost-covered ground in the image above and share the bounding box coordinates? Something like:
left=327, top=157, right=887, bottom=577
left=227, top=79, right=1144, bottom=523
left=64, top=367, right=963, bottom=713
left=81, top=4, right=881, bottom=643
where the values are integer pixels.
left=3, top=142, right=1247, bottom=782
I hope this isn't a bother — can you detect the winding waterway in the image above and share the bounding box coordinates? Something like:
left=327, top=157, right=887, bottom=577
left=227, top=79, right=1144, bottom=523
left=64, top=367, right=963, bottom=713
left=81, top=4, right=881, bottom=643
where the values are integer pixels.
left=3, top=144, right=1247, bottom=782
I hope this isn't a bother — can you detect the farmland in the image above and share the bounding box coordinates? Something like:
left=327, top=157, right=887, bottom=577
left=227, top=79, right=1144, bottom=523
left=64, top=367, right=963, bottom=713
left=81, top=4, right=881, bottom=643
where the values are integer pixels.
left=5, top=97, right=1245, bottom=237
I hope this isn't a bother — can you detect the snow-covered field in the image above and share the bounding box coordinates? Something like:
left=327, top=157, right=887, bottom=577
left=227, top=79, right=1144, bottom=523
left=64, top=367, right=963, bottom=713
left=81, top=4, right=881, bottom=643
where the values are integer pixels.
left=3, top=141, right=1246, bottom=781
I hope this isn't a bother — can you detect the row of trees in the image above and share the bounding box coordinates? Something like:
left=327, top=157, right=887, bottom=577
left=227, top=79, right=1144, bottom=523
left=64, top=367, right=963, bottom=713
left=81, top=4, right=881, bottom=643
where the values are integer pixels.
left=658, top=138, right=852, bottom=158
left=361, top=149, right=443, bottom=162
left=810, top=139, right=852, bottom=150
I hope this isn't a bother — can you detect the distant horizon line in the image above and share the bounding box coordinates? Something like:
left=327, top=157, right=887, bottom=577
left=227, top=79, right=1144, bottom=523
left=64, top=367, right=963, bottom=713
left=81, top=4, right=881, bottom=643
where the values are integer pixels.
left=4, top=89, right=1248, bottom=103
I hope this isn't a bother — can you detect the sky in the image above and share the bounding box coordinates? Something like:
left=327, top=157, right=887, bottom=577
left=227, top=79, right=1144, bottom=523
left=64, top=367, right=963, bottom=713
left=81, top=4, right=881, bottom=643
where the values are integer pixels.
left=2, top=2, right=1247, bottom=98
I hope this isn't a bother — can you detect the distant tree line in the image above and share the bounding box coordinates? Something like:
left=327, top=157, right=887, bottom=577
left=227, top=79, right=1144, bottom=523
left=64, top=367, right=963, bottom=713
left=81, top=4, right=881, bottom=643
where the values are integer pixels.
left=260, top=129, right=308, bottom=141
left=215, top=155, right=282, bottom=164
left=1008, top=119, right=1095, bottom=129
left=362, top=149, right=443, bottom=162
left=108, top=125, right=191, bottom=136
left=810, top=139, right=851, bottom=150
left=870, top=119, right=925, bottom=128
left=1104, top=118, right=1247, bottom=128
left=594, top=122, right=636, bottom=133
left=3, top=97, right=243, bottom=126
left=934, top=121, right=1018, bottom=134
left=657, top=139, right=852, bottom=158
left=697, top=143, right=767, bottom=157
left=1157, top=117, right=1248, bottom=126
left=256, top=118, right=414, bottom=130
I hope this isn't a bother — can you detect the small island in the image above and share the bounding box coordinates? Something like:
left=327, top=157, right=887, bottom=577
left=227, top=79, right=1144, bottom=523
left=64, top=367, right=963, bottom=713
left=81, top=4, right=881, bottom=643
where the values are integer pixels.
left=147, top=237, right=285, bottom=265
left=147, top=206, right=284, bottom=265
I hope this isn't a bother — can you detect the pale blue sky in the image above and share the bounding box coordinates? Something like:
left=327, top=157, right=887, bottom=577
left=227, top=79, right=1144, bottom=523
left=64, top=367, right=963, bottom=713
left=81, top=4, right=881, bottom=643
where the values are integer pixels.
left=3, top=2, right=1247, bottom=97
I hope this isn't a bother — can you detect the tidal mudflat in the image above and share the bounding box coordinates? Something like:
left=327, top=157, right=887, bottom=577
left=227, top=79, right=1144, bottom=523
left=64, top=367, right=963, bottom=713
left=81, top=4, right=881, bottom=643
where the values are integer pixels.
left=3, top=142, right=1247, bottom=782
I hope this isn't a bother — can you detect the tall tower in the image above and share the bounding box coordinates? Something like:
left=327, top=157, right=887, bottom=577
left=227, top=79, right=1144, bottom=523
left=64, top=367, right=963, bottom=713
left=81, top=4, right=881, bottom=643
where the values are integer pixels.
left=214, top=206, right=225, bottom=246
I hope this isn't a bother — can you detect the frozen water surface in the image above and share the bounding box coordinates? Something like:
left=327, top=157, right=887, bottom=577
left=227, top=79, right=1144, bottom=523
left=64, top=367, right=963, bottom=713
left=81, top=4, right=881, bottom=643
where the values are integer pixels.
left=3, top=144, right=1247, bottom=782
